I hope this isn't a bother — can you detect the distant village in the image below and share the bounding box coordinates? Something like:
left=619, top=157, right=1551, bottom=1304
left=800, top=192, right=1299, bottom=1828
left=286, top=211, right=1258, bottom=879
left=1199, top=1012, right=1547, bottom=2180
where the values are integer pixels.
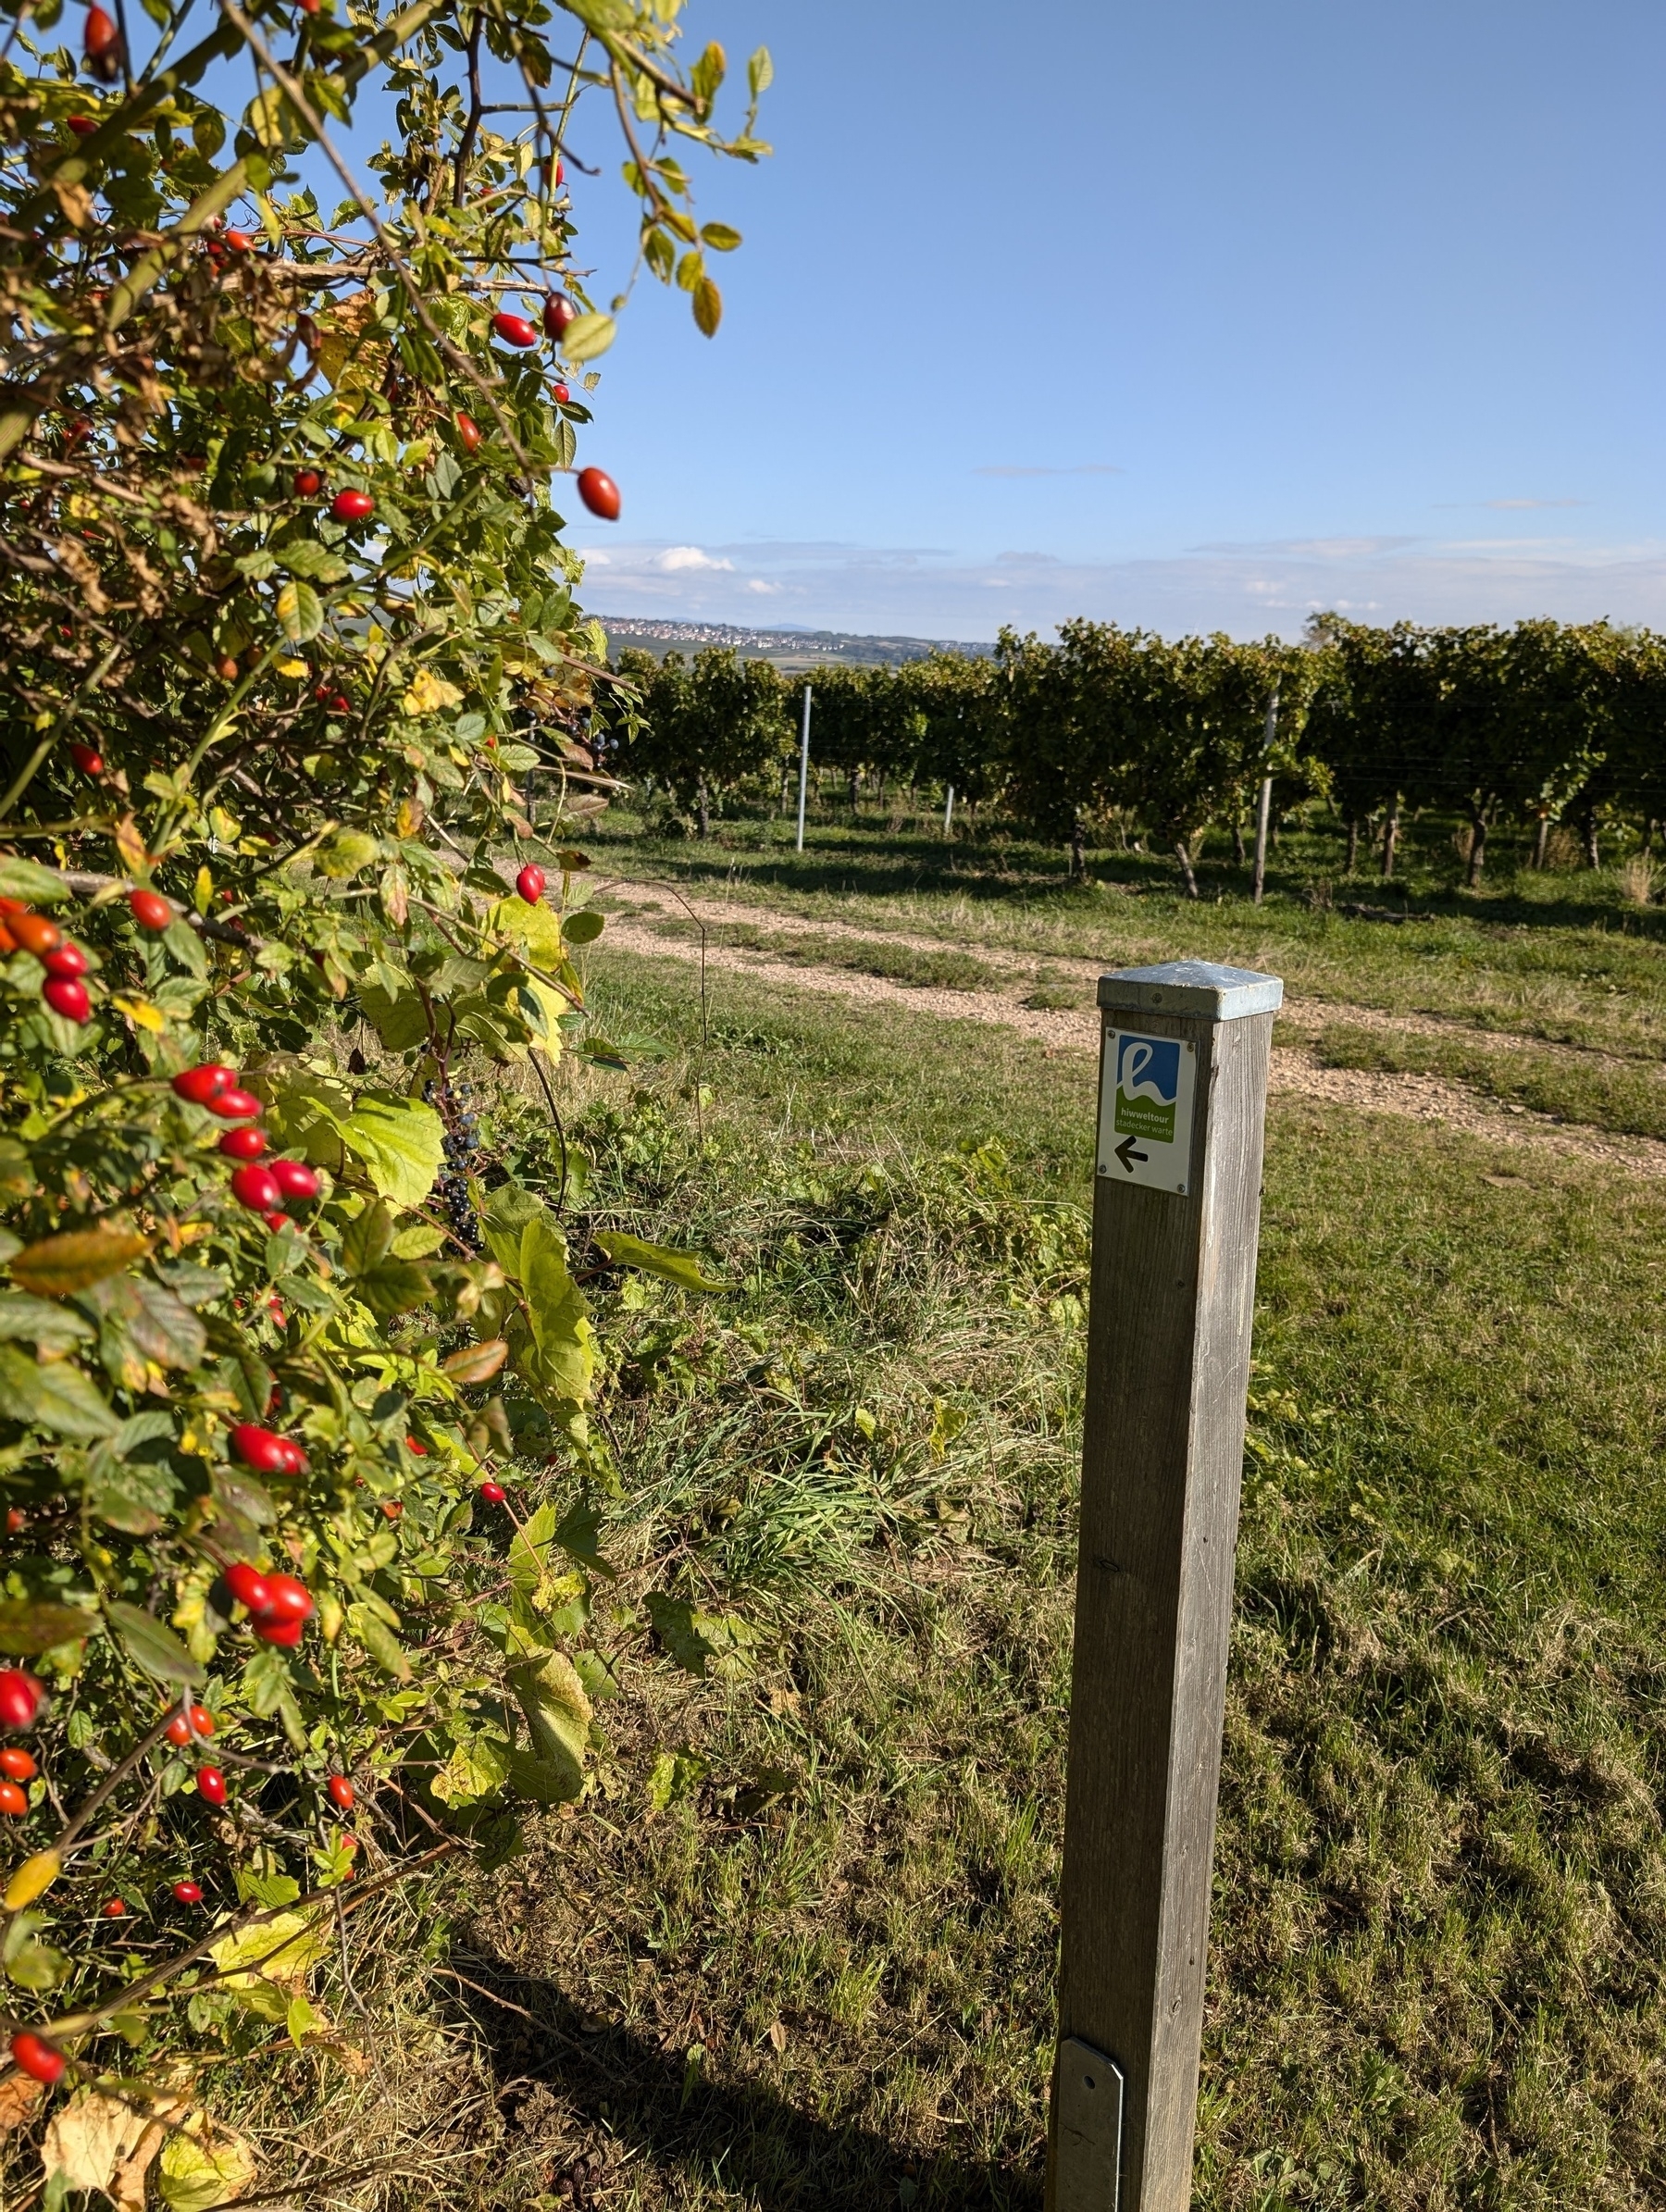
left=599, top=615, right=993, bottom=674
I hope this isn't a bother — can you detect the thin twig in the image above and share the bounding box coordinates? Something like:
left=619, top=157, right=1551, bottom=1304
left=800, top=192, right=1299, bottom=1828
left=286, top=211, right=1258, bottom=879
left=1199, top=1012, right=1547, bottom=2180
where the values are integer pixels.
left=217, top=0, right=539, bottom=476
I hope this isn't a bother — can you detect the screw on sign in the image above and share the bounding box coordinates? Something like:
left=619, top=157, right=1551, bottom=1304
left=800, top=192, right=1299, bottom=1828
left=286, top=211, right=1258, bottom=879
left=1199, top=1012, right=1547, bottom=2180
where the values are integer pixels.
left=1048, top=962, right=1282, bottom=2212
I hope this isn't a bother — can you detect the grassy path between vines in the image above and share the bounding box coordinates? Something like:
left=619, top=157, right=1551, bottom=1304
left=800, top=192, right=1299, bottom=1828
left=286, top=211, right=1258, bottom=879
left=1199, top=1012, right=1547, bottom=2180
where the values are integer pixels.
left=380, top=925, right=1666, bottom=2212
left=591, top=889, right=1666, bottom=1180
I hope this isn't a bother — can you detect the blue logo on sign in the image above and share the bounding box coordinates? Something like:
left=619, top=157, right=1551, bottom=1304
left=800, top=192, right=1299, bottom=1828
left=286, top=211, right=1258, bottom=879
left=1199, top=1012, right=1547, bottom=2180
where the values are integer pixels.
left=1116, top=1035, right=1179, bottom=1103
left=1113, top=1034, right=1180, bottom=1143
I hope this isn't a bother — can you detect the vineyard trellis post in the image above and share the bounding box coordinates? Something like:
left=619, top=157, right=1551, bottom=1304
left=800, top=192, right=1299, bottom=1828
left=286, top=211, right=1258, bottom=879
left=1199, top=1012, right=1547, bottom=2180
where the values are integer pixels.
left=796, top=682, right=813, bottom=851
left=1250, top=688, right=1278, bottom=905
left=1047, top=959, right=1282, bottom=2212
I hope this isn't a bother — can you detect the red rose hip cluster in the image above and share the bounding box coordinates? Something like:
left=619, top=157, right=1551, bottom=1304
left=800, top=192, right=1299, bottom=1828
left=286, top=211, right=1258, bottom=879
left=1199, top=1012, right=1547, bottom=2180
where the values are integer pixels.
left=223, top=1560, right=315, bottom=1647
left=171, top=1063, right=320, bottom=1230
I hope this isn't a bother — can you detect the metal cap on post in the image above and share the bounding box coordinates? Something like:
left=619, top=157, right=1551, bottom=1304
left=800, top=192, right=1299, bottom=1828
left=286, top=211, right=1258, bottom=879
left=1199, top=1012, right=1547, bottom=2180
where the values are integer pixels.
left=1049, top=960, right=1283, bottom=2212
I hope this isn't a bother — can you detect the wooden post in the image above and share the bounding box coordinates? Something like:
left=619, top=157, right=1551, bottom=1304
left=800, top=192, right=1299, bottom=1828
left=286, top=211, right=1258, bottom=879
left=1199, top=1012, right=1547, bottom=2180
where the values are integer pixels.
left=1048, top=958, right=1282, bottom=2212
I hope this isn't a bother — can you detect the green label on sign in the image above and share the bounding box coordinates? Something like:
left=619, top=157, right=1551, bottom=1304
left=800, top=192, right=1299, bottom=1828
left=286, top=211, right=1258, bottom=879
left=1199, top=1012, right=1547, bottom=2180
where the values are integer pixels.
left=1113, top=1089, right=1175, bottom=1143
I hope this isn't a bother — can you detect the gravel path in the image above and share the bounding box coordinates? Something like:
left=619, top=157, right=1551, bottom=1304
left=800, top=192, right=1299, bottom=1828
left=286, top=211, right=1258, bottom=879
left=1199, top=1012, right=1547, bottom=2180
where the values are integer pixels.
left=595, top=889, right=1666, bottom=1181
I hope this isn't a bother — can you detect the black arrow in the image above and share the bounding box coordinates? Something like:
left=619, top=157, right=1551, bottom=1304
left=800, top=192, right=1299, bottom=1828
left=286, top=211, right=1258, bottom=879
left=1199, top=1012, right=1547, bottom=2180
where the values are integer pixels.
left=1114, top=1136, right=1148, bottom=1174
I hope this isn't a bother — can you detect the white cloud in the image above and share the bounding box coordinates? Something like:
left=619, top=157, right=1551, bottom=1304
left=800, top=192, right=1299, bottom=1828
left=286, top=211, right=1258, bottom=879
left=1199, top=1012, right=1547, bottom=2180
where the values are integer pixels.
left=570, top=530, right=1666, bottom=642
left=654, top=545, right=734, bottom=572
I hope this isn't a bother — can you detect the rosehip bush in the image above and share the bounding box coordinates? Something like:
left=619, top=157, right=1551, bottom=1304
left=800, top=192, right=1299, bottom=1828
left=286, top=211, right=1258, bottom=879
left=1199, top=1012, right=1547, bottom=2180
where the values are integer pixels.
left=0, top=0, right=766, bottom=2175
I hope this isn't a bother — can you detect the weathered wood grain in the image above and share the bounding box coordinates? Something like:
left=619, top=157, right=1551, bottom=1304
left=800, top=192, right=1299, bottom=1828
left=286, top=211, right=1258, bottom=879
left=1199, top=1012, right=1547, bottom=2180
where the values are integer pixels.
left=1047, top=995, right=1276, bottom=2212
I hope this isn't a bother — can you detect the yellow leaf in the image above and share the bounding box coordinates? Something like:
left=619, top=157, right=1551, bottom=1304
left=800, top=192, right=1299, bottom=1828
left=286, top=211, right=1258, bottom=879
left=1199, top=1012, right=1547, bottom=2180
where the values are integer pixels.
left=109, top=994, right=168, bottom=1034
left=43, top=2089, right=173, bottom=2207
left=12, top=1228, right=151, bottom=1298
left=114, top=814, right=148, bottom=878
left=441, top=1336, right=508, bottom=1385
left=5, top=1848, right=61, bottom=1908
left=402, top=667, right=465, bottom=715
left=561, top=311, right=615, bottom=362
left=209, top=1909, right=328, bottom=1996
left=157, top=2111, right=257, bottom=2211
left=274, top=657, right=309, bottom=678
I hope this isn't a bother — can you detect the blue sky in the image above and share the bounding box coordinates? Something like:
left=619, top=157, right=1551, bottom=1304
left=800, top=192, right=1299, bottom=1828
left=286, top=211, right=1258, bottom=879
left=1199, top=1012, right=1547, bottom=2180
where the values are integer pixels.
left=551, top=0, right=1666, bottom=642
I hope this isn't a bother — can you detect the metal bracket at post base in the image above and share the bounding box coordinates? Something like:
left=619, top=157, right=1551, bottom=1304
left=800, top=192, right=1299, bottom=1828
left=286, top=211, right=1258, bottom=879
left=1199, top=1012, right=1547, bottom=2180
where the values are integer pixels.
left=1052, top=2039, right=1125, bottom=2212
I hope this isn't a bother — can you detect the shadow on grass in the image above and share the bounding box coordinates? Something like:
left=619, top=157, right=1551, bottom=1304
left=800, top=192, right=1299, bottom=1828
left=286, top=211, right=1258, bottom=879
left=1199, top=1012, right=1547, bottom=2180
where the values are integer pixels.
left=446, top=1946, right=1044, bottom=2211
left=581, top=820, right=1666, bottom=940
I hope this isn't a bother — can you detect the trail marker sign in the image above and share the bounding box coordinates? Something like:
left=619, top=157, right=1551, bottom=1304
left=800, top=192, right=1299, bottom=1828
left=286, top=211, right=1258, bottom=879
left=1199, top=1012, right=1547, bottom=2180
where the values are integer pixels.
left=1098, top=1031, right=1198, bottom=1194
left=1050, top=958, right=1283, bottom=2212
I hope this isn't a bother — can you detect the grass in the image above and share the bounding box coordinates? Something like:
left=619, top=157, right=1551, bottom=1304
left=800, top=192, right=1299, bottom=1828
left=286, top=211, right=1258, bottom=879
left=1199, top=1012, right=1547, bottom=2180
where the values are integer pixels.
left=579, top=807, right=1666, bottom=1061
left=387, top=942, right=1666, bottom=2210
left=181, top=811, right=1666, bottom=2208
left=640, top=913, right=1007, bottom=995
left=1313, top=1022, right=1666, bottom=1141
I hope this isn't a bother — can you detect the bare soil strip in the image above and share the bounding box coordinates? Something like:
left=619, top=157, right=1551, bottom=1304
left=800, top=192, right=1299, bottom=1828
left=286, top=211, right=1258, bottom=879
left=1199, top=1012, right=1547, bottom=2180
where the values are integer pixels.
left=596, top=892, right=1666, bottom=1181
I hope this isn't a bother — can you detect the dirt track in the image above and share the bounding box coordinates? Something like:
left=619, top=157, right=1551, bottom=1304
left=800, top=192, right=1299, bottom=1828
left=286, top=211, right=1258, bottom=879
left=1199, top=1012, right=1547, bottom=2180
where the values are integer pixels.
left=592, top=887, right=1666, bottom=1182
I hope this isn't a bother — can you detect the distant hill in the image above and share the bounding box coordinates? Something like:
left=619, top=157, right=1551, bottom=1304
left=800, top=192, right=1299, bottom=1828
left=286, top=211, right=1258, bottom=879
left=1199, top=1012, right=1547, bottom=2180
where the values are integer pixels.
left=599, top=616, right=993, bottom=672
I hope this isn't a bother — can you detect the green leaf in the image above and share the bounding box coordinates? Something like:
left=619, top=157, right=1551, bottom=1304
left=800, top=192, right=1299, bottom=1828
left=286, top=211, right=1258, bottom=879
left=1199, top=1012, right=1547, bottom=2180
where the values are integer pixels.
left=274, top=541, right=349, bottom=584
left=315, top=829, right=379, bottom=879
left=210, top=1908, right=327, bottom=1989
left=0, top=1600, right=94, bottom=1656
left=505, top=1646, right=591, bottom=1796
left=647, top=1745, right=706, bottom=1812
left=159, top=2118, right=259, bottom=2211
left=592, top=1230, right=725, bottom=1294
left=560, top=312, right=616, bottom=363
left=701, top=221, right=741, bottom=252
left=429, top=1732, right=510, bottom=1807
left=747, top=43, right=773, bottom=95
left=5, top=1936, right=69, bottom=1991
left=106, top=1600, right=205, bottom=1684
left=690, top=39, right=725, bottom=103
left=646, top=1592, right=756, bottom=1679
left=81, top=1273, right=206, bottom=1373
left=561, top=909, right=604, bottom=945
left=347, top=1600, right=413, bottom=1682
left=275, top=577, right=325, bottom=643
left=342, top=1199, right=395, bottom=1274
left=504, top=1746, right=584, bottom=1805
left=479, top=1181, right=546, bottom=1276
left=358, top=983, right=430, bottom=1051
left=0, top=1292, right=94, bottom=1354
left=391, top=1221, right=446, bottom=1259
left=691, top=276, right=722, bottom=338
left=554, top=1497, right=615, bottom=1577
left=0, top=859, right=69, bottom=904
left=354, top=1260, right=435, bottom=1320
left=10, top=1229, right=150, bottom=1297
left=338, top=1095, right=445, bottom=1209
left=519, top=1217, right=596, bottom=1402
left=0, top=1347, right=118, bottom=1438
left=505, top=1499, right=556, bottom=1597
left=88, top=1451, right=180, bottom=1535
left=562, top=0, right=634, bottom=29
